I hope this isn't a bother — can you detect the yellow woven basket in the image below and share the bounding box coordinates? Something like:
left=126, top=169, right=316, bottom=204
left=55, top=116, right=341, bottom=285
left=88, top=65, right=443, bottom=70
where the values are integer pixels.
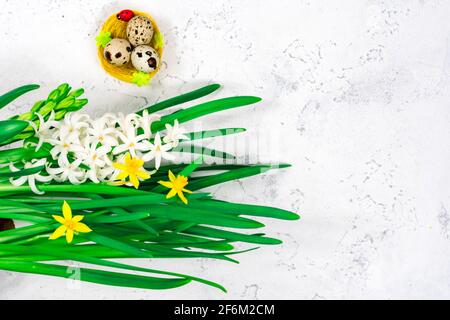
left=97, top=10, right=164, bottom=84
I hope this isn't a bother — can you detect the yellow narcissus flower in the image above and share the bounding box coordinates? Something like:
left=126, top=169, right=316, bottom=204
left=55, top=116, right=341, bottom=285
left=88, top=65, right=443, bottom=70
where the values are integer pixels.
left=113, top=152, right=151, bottom=189
left=158, top=170, right=192, bottom=204
left=49, top=201, right=92, bottom=244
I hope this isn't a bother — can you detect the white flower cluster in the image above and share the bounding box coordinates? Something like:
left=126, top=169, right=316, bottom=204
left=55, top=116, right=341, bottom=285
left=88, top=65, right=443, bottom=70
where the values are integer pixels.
left=9, top=110, right=188, bottom=194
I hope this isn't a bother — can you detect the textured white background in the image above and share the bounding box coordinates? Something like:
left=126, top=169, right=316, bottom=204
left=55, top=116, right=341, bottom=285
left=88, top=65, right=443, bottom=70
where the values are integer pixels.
left=0, top=0, right=450, bottom=299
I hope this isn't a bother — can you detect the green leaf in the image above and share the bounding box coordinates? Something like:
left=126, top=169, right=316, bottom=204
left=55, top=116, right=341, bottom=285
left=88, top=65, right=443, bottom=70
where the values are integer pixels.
left=187, top=164, right=291, bottom=191
left=186, top=225, right=282, bottom=245
left=179, top=156, right=203, bottom=176
left=0, top=120, right=29, bottom=143
left=0, top=183, right=148, bottom=196
left=0, top=165, right=44, bottom=178
left=151, top=96, right=261, bottom=132
left=38, top=194, right=176, bottom=212
left=81, top=232, right=153, bottom=258
left=185, top=128, right=246, bottom=141
left=188, top=199, right=300, bottom=221
left=89, top=211, right=151, bottom=224
left=172, top=144, right=236, bottom=159
left=138, top=83, right=221, bottom=115
left=0, top=244, right=226, bottom=292
left=0, top=147, right=50, bottom=164
left=0, top=222, right=55, bottom=244
left=132, top=204, right=264, bottom=229
left=0, top=84, right=40, bottom=110
left=0, top=260, right=191, bottom=290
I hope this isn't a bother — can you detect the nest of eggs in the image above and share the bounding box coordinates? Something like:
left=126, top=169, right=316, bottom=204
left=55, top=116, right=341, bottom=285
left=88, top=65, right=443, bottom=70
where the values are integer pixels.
left=97, top=9, right=164, bottom=85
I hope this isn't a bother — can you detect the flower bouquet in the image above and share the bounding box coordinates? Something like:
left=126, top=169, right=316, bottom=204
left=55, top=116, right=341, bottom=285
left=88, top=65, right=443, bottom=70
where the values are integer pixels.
left=0, top=83, right=299, bottom=292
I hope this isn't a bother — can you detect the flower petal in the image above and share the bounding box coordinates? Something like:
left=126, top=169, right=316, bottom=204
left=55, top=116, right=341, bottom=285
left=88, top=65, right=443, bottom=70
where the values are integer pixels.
left=136, top=170, right=150, bottom=180
left=178, top=191, right=188, bottom=205
left=113, top=163, right=127, bottom=171
left=74, top=222, right=92, bottom=233
left=154, top=155, right=162, bottom=170
left=129, top=174, right=140, bottom=189
left=62, top=201, right=72, bottom=220
left=158, top=180, right=173, bottom=189
left=49, top=225, right=66, bottom=240
left=9, top=176, right=27, bottom=186
left=52, top=215, right=66, bottom=224
left=72, top=215, right=84, bottom=222
left=168, top=170, right=176, bottom=182
left=166, top=188, right=177, bottom=199
left=182, top=188, right=193, bottom=194
left=66, top=229, right=74, bottom=243
left=28, top=177, right=44, bottom=195
left=116, top=171, right=129, bottom=181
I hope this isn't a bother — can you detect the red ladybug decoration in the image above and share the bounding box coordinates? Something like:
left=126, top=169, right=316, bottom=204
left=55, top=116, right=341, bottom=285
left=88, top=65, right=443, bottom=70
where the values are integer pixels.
left=117, top=10, right=135, bottom=22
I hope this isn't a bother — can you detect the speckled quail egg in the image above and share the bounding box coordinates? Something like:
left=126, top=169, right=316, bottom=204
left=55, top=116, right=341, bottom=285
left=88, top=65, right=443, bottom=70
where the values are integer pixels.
left=126, top=15, right=154, bottom=47
left=131, top=45, right=160, bottom=73
left=103, top=38, right=132, bottom=66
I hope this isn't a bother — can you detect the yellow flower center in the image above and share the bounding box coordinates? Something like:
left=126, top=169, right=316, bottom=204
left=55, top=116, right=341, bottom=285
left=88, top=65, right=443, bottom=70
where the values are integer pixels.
left=65, top=220, right=76, bottom=230
left=125, top=158, right=142, bottom=174
left=172, top=176, right=188, bottom=191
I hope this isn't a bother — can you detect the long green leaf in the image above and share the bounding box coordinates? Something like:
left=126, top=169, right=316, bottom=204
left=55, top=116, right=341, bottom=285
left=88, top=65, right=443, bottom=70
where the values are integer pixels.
left=133, top=204, right=264, bottom=229
left=172, top=144, right=235, bottom=159
left=0, top=165, right=44, bottom=178
left=81, top=232, right=153, bottom=258
left=138, top=83, right=221, bottom=115
left=0, top=260, right=191, bottom=290
left=188, top=199, right=300, bottom=220
left=0, top=84, right=39, bottom=110
left=186, top=225, right=282, bottom=245
left=0, top=244, right=226, bottom=292
left=151, top=96, right=261, bottom=132
left=187, top=164, right=291, bottom=191
left=0, top=120, right=29, bottom=143
left=0, top=147, right=49, bottom=164
left=185, top=128, right=246, bottom=141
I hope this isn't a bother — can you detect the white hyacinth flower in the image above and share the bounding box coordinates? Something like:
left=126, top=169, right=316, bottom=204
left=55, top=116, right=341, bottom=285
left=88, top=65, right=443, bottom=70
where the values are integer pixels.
left=117, top=113, right=140, bottom=133
left=47, top=135, right=84, bottom=162
left=12, top=110, right=188, bottom=190
left=113, top=126, right=148, bottom=158
left=163, top=120, right=189, bottom=148
left=59, top=113, right=90, bottom=144
left=86, top=117, right=118, bottom=147
left=9, top=159, right=51, bottom=194
left=81, top=143, right=112, bottom=183
left=46, top=157, right=86, bottom=185
left=28, top=111, right=60, bottom=151
left=141, top=132, right=175, bottom=169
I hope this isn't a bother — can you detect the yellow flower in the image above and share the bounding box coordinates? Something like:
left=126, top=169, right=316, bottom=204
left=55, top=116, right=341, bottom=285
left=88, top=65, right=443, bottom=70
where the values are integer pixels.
left=113, top=153, right=151, bottom=189
left=158, top=170, right=192, bottom=204
left=49, top=201, right=92, bottom=244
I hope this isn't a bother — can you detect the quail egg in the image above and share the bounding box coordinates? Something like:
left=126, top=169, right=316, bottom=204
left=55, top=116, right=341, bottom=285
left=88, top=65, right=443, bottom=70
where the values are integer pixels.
left=103, top=38, right=132, bottom=66
left=126, top=15, right=154, bottom=47
left=131, top=45, right=160, bottom=73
